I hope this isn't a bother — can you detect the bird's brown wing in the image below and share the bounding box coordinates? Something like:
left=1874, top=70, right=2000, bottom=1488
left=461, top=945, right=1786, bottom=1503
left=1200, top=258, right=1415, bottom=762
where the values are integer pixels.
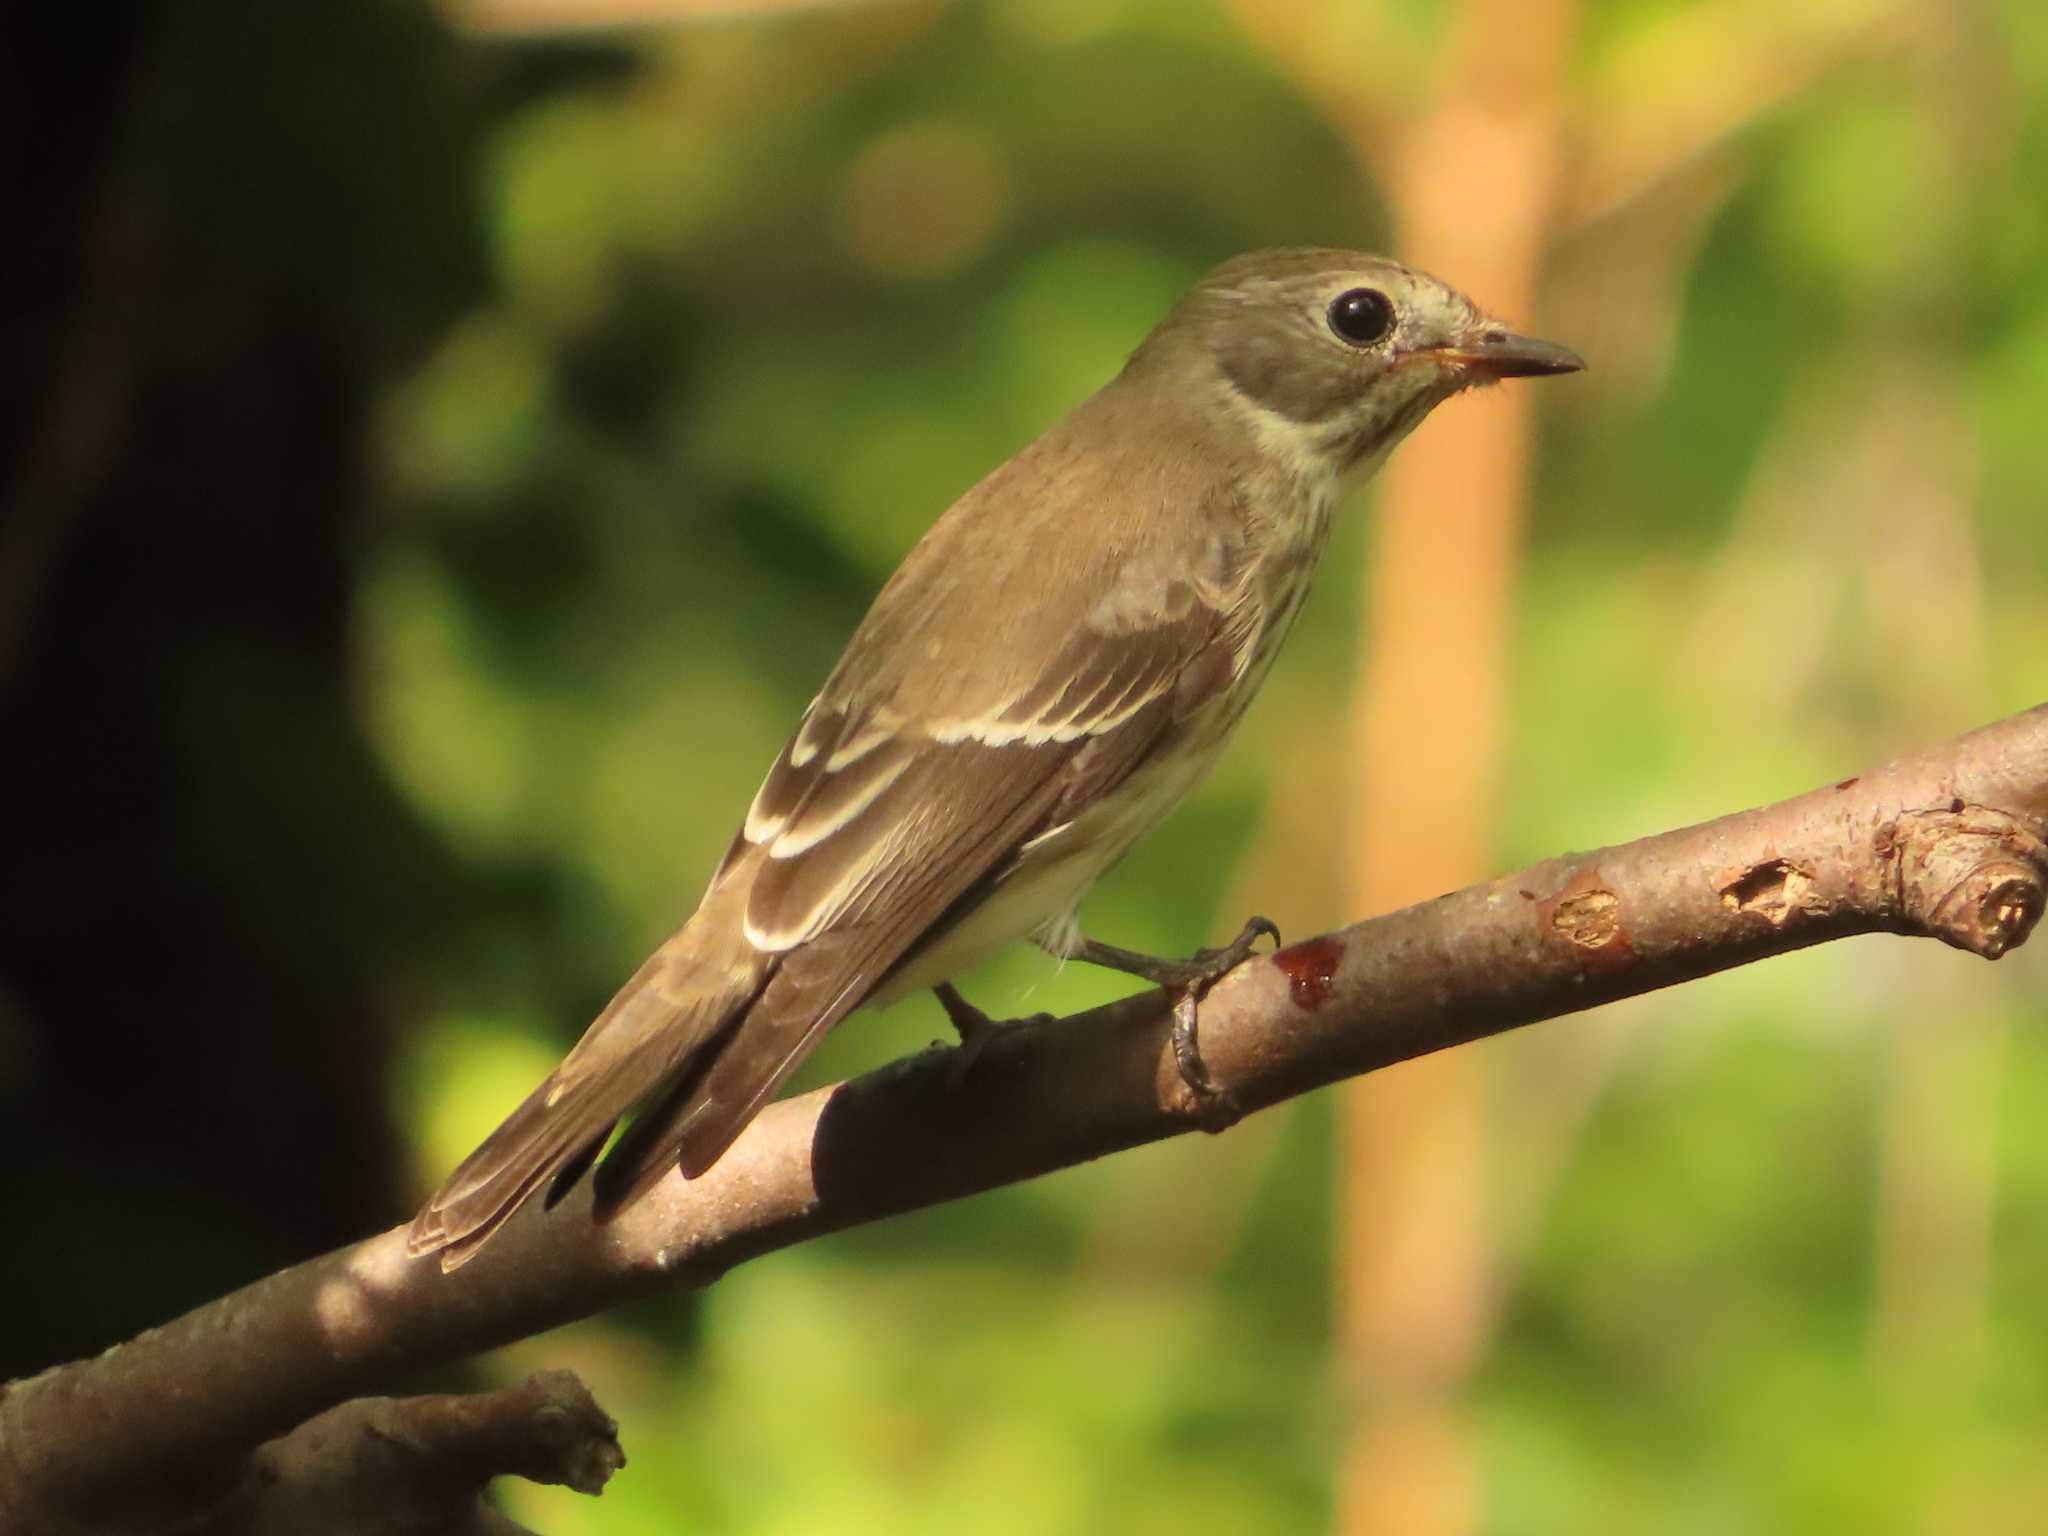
left=584, top=581, right=1240, bottom=1214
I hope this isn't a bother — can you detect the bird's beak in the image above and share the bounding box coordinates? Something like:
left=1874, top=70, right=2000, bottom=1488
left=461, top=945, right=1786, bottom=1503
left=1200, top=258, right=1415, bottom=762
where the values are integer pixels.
left=1434, top=328, right=1586, bottom=379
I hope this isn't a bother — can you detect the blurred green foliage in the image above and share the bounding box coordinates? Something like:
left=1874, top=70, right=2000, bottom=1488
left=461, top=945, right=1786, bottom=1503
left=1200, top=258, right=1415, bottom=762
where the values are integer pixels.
left=96, top=0, right=2048, bottom=1528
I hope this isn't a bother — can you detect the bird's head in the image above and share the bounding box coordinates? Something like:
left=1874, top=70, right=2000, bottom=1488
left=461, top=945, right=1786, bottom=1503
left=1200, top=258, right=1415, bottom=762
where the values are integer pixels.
left=1132, top=247, right=1583, bottom=481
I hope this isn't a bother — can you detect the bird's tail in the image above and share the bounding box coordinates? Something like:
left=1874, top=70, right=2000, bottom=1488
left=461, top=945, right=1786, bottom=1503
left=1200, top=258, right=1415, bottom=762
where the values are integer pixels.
left=407, top=910, right=770, bottom=1271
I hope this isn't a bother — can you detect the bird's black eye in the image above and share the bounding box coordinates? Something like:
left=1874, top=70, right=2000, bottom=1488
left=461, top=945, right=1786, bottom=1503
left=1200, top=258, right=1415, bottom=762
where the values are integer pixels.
left=1327, top=288, right=1395, bottom=346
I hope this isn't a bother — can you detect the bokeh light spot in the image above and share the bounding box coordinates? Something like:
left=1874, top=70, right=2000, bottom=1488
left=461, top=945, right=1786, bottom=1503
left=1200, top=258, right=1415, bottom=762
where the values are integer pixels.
left=838, top=120, right=1013, bottom=279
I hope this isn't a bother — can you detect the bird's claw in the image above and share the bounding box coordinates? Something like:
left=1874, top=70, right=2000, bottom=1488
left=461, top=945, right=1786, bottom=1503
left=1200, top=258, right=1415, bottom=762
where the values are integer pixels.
left=1129, top=914, right=1280, bottom=1113
left=1073, top=921, right=1277, bottom=1114
left=940, top=914, right=1281, bottom=1110
left=1188, top=913, right=1282, bottom=984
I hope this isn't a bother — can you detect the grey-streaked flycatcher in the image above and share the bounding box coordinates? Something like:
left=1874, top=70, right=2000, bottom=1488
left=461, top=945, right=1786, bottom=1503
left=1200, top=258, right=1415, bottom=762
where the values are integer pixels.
left=410, top=247, right=1583, bottom=1268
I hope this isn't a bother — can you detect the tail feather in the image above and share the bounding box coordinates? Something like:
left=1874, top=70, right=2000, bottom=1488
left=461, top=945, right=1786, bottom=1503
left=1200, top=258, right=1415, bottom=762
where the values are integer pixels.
left=406, top=1069, right=630, bottom=1268
left=585, top=1022, right=739, bottom=1220
left=582, top=997, right=828, bottom=1221
left=542, top=1131, right=609, bottom=1212
left=589, top=932, right=901, bottom=1216
left=408, top=919, right=769, bottom=1270
left=579, top=773, right=1077, bottom=1212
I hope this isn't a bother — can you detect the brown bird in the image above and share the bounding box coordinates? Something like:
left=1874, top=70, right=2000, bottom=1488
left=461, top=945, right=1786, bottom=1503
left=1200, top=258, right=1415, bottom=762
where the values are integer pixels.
left=409, top=247, right=1583, bottom=1268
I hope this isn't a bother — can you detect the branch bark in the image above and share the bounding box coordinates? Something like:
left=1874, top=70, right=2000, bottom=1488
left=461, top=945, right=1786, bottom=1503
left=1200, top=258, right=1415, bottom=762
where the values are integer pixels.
left=194, top=1371, right=622, bottom=1536
left=5, top=705, right=2045, bottom=1531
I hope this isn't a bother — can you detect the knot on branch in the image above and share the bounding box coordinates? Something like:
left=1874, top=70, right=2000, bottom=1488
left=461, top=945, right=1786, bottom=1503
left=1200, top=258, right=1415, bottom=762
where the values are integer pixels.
left=1714, top=856, right=1829, bottom=926
left=1538, top=868, right=1638, bottom=974
left=1882, top=804, right=2048, bottom=959
left=470, top=1368, right=625, bottom=1496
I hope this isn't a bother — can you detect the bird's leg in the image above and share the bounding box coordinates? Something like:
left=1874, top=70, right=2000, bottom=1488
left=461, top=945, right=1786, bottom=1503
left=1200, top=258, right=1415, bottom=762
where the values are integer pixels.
left=1069, top=914, right=1280, bottom=1097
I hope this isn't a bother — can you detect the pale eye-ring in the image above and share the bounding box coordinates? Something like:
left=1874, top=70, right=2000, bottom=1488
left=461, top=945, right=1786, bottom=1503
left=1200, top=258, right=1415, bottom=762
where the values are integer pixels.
left=1327, top=288, right=1395, bottom=347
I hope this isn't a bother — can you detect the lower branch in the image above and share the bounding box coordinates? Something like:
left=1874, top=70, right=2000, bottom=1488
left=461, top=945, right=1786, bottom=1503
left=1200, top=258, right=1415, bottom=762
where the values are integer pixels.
left=4, top=705, right=2044, bottom=1531
left=206, top=1371, right=621, bottom=1536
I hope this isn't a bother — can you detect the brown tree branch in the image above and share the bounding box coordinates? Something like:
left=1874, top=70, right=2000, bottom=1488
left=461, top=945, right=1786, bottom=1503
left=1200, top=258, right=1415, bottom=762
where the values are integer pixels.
left=4, top=705, right=2045, bottom=1531
left=200, top=1371, right=622, bottom=1536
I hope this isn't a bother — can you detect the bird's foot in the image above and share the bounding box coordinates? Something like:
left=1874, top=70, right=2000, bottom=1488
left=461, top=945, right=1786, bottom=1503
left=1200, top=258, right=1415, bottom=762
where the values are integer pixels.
left=934, top=982, right=1054, bottom=1089
left=1072, top=914, right=1280, bottom=1104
